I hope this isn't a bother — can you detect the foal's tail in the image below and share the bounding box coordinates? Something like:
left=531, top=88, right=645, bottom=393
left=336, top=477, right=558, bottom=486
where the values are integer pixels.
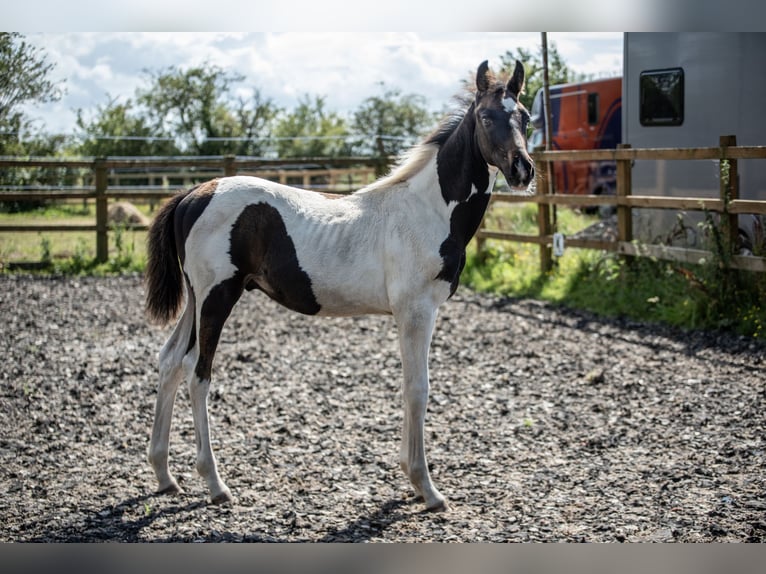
left=145, top=192, right=187, bottom=325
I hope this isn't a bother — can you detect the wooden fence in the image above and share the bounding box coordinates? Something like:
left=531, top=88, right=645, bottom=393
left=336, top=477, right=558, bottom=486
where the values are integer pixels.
left=477, top=135, right=766, bottom=273
left=0, top=155, right=380, bottom=264
left=2, top=139, right=766, bottom=272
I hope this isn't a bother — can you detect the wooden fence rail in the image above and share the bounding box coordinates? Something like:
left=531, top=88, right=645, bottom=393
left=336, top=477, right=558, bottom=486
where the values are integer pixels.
left=0, top=155, right=381, bottom=264
left=477, top=135, right=766, bottom=273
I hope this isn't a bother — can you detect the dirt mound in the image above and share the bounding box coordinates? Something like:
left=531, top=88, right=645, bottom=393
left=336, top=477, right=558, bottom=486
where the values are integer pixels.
left=108, top=202, right=150, bottom=226
left=0, top=275, right=763, bottom=542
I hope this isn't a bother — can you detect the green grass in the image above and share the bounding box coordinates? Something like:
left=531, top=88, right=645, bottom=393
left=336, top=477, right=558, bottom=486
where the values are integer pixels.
left=0, top=201, right=148, bottom=274
left=464, top=203, right=766, bottom=341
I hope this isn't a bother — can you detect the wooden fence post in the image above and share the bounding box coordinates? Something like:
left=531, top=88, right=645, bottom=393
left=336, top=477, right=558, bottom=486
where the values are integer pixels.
left=94, top=158, right=108, bottom=263
left=223, top=155, right=237, bottom=177
left=616, top=144, right=633, bottom=250
left=537, top=159, right=553, bottom=273
left=720, top=135, right=739, bottom=253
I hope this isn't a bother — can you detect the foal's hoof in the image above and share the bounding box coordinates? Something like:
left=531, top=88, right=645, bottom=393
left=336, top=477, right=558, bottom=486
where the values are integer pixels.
left=156, top=482, right=182, bottom=496
left=210, top=489, right=234, bottom=505
left=425, top=499, right=449, bottom=513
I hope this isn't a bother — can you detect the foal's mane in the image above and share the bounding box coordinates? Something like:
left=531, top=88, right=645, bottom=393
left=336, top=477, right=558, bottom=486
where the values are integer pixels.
left=358, top=71, right=510, bottom=194
left=357, top=105, right=468, bottom=193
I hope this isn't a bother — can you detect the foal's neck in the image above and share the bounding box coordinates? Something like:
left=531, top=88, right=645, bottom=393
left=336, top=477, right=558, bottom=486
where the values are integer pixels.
left=434, top=109, right=496, bottom=248
left=435, top=109, right=493, bottom=205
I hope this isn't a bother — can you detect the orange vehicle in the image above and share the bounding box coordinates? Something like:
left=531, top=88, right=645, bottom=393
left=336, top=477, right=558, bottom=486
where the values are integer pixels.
left=528, top=77, right=622, bottom=199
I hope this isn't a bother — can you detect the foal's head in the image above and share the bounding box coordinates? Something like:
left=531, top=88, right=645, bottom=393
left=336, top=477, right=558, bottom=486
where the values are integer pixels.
left=473, top=60, right=535, bottom=191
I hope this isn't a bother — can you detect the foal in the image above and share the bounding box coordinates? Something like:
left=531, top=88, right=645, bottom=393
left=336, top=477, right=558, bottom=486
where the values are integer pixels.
left=145, top=60, right=534, bottom=511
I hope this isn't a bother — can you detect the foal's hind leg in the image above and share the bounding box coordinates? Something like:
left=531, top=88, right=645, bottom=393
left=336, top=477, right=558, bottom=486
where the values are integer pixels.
left=394, top=303, right=447, bottom=511
left=148, top=289, right=196, bottom=495
left=188, top=279, right=243, bottom=504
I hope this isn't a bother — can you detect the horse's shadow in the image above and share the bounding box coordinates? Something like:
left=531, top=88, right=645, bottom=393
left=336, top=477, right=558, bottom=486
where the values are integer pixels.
left=312, top=496, right=420, bottom=543
left=22, top=492, right=213, bottom=542
left=24, top=490, right=424, bottom=542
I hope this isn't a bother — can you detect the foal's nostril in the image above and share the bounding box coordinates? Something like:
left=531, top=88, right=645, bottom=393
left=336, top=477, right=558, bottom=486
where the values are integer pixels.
left=512, top=153, right=532, bottom=177
left=517, top=155, right=534, bottom=183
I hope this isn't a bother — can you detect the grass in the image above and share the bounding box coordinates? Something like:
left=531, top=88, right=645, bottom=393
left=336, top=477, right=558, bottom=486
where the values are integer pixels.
left=464, top=204, right=766, bottom=340
left=0, top=201, right=148, bottom=274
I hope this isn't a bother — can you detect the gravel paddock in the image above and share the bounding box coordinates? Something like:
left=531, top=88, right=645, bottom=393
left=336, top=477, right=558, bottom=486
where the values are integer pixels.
left=1, top=274, right=764, bottom=542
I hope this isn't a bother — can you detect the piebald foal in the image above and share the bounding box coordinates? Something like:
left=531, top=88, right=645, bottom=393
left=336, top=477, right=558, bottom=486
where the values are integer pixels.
left=145, top=60, right=534, bottom=511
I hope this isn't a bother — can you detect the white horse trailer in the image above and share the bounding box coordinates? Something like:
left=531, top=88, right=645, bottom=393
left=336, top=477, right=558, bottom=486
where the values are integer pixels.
left=623, top=32, right=766, bottom=250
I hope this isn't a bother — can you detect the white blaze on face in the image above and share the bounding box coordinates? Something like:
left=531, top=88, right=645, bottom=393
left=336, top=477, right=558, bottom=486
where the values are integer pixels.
left=502, top=96, right=517, bottom=114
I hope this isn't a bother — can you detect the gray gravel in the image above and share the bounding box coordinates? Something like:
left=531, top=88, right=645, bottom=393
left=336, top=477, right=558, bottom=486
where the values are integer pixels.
left=1, top=274, right=764, bottom=542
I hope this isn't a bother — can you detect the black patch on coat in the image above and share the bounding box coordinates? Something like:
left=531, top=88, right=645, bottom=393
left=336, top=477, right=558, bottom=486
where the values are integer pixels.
left=228, top=202, right=321, bottom=316
left=195, top=276, right=243, bottom=380
left=185, top=275, right=197, bottom=354
left=436, top=192, right=491, bottom=295
left=433, top=107, right=493, bottom=296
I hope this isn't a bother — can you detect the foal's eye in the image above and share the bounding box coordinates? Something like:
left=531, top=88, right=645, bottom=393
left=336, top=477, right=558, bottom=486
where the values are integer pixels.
left=481, top=117, right=493, bottom=128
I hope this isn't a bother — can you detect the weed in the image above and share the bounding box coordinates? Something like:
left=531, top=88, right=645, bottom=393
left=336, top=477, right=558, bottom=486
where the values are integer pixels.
left=39, top=235, right=52, bottom=265
left=22, top=381, right=34, bottom=397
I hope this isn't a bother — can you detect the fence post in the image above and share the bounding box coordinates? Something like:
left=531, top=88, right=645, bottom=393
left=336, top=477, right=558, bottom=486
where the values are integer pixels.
left=94, top=158, right=109, bottom=263
left=616, top=144, right=633, bottom=249
left=719, top=135, right=739, bottom=253
left=537, top=158, right=553, bottom=273
left=223, top=155, right=237, bottom=177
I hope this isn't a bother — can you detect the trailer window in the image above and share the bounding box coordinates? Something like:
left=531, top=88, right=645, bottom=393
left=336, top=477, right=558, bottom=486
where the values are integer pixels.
left=640, top=68, right=684, bottom=126
left=587, top=93, right=599, bottom=125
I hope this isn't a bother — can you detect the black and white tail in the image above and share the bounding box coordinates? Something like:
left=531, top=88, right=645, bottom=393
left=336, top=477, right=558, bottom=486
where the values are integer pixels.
left=145, top=192, right=187, bottom=325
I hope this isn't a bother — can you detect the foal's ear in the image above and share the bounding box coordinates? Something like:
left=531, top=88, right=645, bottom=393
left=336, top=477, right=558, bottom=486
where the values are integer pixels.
left=476, top=60, right=491, bottom=94
left=506, top=60, right=525, bottom=98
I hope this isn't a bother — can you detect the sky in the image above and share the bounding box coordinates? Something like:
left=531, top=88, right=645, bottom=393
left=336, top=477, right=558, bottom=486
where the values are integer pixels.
left=18, top=32, right=624, bottom=137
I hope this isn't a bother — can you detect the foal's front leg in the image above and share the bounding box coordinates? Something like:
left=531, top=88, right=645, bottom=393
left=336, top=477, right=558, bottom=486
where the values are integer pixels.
left=395, top=305, right=447, bottom=511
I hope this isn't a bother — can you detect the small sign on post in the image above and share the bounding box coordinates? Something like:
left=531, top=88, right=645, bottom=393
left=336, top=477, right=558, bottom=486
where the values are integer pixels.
left=553, top=232, right=565, bottom=257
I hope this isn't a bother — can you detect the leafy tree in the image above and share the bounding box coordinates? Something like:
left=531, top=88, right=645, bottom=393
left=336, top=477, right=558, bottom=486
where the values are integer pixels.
left=273, top=94, right=351, bottom=158
left=351, top=83, right=436, bottom=162
left=137, top=64, right=279, bottom=156
left=0, top=32, right=64, bottom=155
left=74, top=96, right=178, bottom=157
left=229, top=90, right=280, bottom=156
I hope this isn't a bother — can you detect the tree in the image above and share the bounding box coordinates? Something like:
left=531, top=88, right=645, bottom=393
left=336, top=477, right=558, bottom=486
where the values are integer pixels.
left=273, top=94, right=351, bottom=158
left=74, top=96, right=178, bottom=157
left=499, top=42, right=583, bottom=110
left=351, top=83, right=436, bottom=163
left=0, top=32, right=64, bottom=155
left=137, top=64, right=279, bottom=156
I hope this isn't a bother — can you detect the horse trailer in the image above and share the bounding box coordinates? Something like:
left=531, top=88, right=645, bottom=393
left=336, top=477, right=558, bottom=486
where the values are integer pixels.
left=622, top=32, right=766, bottom=250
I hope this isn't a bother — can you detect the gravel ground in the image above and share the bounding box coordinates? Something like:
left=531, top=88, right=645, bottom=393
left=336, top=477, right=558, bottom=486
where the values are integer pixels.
left=1, top=274, right=764, bottom=542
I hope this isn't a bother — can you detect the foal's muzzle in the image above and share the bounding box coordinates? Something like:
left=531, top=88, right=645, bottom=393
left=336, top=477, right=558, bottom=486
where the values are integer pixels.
left=508, top=151, right=535, bottom=189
